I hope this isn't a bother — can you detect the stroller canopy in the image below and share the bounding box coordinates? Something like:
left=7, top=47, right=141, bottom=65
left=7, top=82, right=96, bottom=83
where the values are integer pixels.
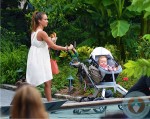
left=90, top=47, right=113, bottom=62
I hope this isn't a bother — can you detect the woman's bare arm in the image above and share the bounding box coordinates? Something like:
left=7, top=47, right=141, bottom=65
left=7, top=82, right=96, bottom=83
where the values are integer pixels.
left=37, top=31, right=72, bottom=50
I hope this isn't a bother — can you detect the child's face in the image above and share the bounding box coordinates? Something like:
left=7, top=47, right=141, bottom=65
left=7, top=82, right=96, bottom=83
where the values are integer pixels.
left=99, top=57, right=107, bottom=67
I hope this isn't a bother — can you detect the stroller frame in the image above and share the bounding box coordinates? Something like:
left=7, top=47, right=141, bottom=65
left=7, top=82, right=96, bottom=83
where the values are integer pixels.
left=70, top=47, right=128, bottom=99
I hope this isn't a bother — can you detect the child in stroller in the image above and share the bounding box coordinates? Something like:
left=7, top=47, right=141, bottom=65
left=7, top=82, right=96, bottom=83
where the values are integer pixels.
left=98, top=55, right=117, bottom=71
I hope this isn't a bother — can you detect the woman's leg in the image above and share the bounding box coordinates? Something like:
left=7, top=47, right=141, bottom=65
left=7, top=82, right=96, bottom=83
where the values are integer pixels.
left=44, top=80, right=52, bottom=101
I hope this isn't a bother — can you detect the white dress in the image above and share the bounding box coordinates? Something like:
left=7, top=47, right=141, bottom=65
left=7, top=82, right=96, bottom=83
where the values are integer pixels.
left=26, top=29, right=53, bottom=86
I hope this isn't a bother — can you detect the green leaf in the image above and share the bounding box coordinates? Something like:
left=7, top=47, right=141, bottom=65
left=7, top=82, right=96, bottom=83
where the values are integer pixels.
left=144, top=11, right=150, bottom=18
left=128, top=0, right=150, bottom=13
left=127, top=0, right=143, bottom=13
left=123, top=59, right=150, bottom=79
left=142, top=34, right=150, bottom=42
left=110, top=20, right=130, bottom=38
left=102, top=0, right=113, bottom=6
left=84, top=0, right=94, bottom=5
left=143, top=0, right=150, bottom=12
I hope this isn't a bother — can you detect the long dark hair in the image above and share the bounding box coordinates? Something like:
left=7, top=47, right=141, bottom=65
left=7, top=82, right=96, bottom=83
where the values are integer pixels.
left=31, top=11, right=45, bottom=32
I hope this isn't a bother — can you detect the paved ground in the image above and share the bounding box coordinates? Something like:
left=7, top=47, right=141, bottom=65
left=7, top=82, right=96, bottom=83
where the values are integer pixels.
left=0, top=89, right=15, bottom=106
left=0, top=88, right=123, bottom=119
left=1, top=85, right=150, bottom=119
left=49, top=105, right=123, bottom=119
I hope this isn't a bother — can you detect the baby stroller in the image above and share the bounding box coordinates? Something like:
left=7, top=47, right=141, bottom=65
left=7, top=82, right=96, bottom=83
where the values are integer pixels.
left=70, top=47, right=128, bottom=114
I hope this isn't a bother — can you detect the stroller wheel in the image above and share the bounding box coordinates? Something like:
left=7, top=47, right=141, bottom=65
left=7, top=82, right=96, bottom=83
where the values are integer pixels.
left=73, top=109, right=82, bottom=114
left=77, top=97, right=93, bottom=113
left=93, top=97, right=107, bottom=113
left=118, top=104, right=123, bottom=110
left=93, top=106, right=107, bottom=113
left=81, top=108, right=91, bottom=112
left=73, top=109, right=77, bottom=113
left=77, top=110, right=82, bottom=114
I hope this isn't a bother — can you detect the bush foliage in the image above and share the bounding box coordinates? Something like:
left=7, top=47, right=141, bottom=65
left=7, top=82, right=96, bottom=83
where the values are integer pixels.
left=0, top=45, right=28, bottom=84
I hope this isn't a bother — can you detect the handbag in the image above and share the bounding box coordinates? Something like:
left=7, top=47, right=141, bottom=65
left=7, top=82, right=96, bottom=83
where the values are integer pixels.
left=50, top=59, right=59, bottom=74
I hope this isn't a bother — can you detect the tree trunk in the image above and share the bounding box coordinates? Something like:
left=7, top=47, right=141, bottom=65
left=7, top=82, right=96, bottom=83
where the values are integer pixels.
left=141, top=12, right=148, bottom=35
left=117, top=37, right=126, bottom=62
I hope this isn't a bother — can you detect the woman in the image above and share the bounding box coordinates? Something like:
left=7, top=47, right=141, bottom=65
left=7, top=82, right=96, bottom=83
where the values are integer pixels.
left=26, top=11, right=73, bottom=101
left=11, top=85, right=48, bottom=118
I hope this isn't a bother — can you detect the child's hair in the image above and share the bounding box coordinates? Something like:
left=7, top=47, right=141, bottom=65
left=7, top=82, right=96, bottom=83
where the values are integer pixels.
left=52, top=32, right=56, bottom=37
left=50, top=32, right=56, bottom=38
left=50, top=33, right=55, bottom=38
left=98, top=56, right=107, bottom=62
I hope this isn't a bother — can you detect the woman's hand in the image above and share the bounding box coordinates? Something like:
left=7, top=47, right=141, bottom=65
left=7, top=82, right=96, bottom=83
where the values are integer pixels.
left=68, top=44, right=74, bottom=50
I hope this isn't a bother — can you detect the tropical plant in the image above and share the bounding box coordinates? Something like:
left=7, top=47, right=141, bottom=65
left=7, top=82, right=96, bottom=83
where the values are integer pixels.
left=116, top=74, right=136, bottom=92
left=1, top=27, right=28, bottom=49
left=59, top=46, right=94, bottom=62
left=28, top=0, right=150, bottom=62
left=0, top=45, right=28, bottom=84
left=127, top=0, right=150, bottom=35
left=123, top=59, right=150, bottom=79
left=76, top=46, right=93, bottom=61
left=136, top=34, right=150, bottom=59
left=105, top=0, right=131, bottom=61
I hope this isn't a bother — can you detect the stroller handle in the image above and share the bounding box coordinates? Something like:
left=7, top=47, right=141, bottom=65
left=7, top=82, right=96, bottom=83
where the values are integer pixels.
left=68, top=47, right=80, bottom=67
left=67, top=47, right=78, bottom=59
left=89, top=56, right=99, bottom=68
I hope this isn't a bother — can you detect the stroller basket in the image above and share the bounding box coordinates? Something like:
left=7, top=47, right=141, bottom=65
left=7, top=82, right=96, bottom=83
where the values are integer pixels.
left=89, top=65, right=102, bottom=84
